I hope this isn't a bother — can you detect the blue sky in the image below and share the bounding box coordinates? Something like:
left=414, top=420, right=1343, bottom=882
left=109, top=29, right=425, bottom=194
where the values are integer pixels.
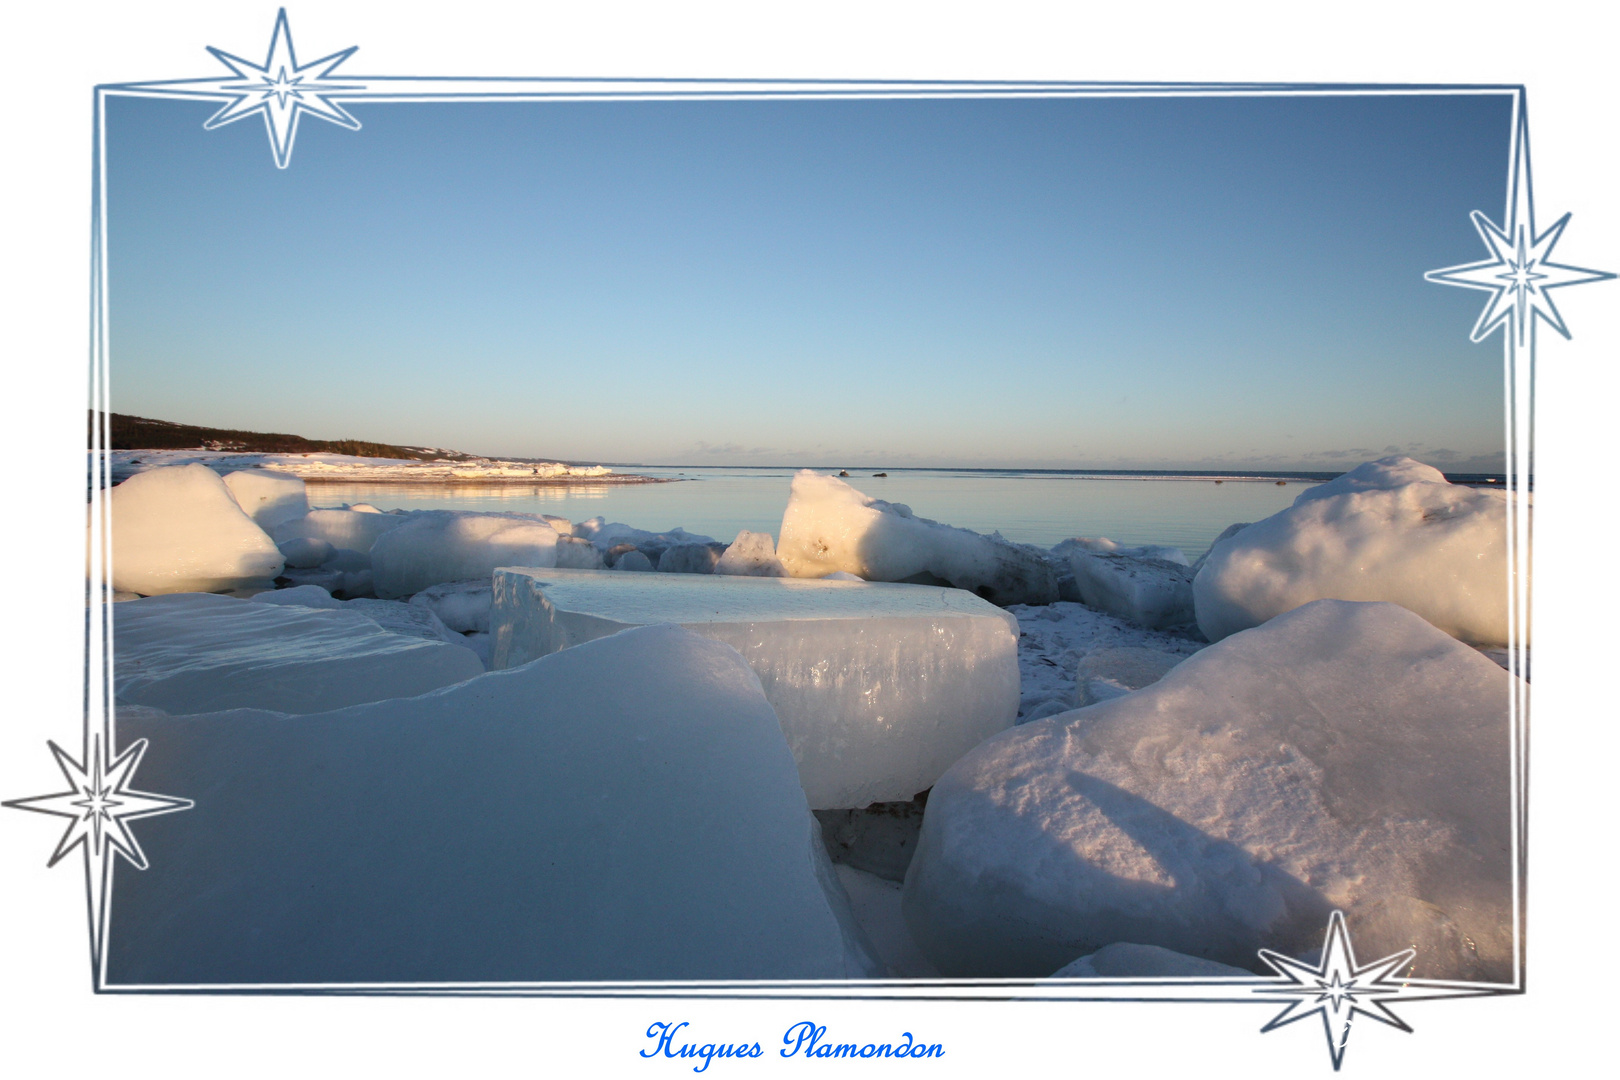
left=107, top=91, right=1512, bottom=471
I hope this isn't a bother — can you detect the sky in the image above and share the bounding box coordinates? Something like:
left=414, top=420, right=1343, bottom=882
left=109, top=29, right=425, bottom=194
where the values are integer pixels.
left=106, top=90, right=1514, bottom=471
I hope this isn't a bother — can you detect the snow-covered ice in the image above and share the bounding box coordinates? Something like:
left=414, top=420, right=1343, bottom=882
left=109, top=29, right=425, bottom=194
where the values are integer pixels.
left=107, top=625, right=880, bottom=983
left=115, top=592, right=483, bottom=715
left=270, top=507, right=407, bottom=554
left=611, top=549, right=655, bottom=572
left=555, top=535, right=607, bottom=569
left=408, top=580, right=493, bottom=634
left=1053, top=537, right=1196, bottom=630
left=776, top=471, right=1059, bottom=606
left=657, top=542, right=725, bottom=574
left=903, top=599, right=1516, bottom=981
left=832, top=864, right=941, bottom=979
left=252, top=586, right=465, bottom=646
left=714, top=530, right=788, bottom=577
left=106, top=463, right=284, bottom=595
left=276, top=536, right=333, bottom=569
left=1292, top=455, right=1450, bottom=504
left=220, top=469, right=309, bottom=529
left=370, top=511, right=562, bottom=599
left=1007, top=601, right=1203, bottom=724
left=491, top=567, right=1020, bottom=808
left=570, top=517, right=715, bottom=567
left=1194, top=457, right=1513, bottom=645
left=1050, top=943, right=1253, bottom=979
left=1074, top=646, right=1187, bottom=707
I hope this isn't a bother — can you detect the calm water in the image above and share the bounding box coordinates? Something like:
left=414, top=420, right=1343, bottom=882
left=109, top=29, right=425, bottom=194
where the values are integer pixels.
left=306, top=467, right=1322, bottom=560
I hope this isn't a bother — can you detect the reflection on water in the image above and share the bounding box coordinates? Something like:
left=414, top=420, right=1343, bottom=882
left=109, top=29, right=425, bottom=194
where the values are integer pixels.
left=307, top=469, right=1319, bottom=560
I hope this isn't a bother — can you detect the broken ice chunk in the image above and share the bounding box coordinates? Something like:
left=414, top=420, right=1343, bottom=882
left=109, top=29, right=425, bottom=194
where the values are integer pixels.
left=107, top=624, right=881, bottom=983
left=491, top=567, right=1020, bottom=808
left=714, top=530, right=787, bottom=577
left=114, top=592, right=483, bottom=715
left=776, top=471, right=1058, bottom=606
left=1055, top=538, right=1195, bottom=630
left=106, top=463, right=284, bottom=595
left=370, top=510, right=560, bottom=598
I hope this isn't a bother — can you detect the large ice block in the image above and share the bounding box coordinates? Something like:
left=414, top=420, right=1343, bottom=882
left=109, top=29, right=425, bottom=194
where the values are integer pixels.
left=370, top=510, right=561, bottom=598
left=777, top=471, right=1059, bottom=606
left=108, top=625, right=880, bottom=983
left=106, top=463, right=284, bottom=595
left=903, top=599, right=1515, bottom=981
left=221, top=469, right=309, bottom=529
left=492, top=568, right=1020, bottom=808
left=269, top=507, right=409, bottom=553
left=115, top=592, right=484, bottom=714
left=1194, top=456, right=1513, bottom=645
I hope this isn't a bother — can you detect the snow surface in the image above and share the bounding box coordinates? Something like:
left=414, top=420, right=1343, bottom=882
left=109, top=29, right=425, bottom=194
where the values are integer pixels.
left=370, top=511, right=561, bottom=599
left=1194, top=457, right=1513, bottom=645
left=1291, top=455, right=1449, bottom=505
left=777, top=471, right=1058, bottom=606
left=114, top=592, right=484, bottom=715
left=903, top=599, right=1516, bottom=981
left=107, top=625, right=880, bottom=983
left=220, top=469, right=308, bottom=529
left=106, top=463, right=284, bottom=595
left=491, top=567, right=1019, bottom=808
left=1007, top=601, right=1203, bottom=724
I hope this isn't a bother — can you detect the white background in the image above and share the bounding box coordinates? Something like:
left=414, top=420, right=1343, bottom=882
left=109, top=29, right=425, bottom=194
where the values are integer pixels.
left=1, top=2, right=1613, bottom=1076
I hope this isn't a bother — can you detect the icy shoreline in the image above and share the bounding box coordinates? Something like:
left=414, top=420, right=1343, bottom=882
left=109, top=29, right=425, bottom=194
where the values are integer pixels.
left=97, top=448, right=668, bottom=485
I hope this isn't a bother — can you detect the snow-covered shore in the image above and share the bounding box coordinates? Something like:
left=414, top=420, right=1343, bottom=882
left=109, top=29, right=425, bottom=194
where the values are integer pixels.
left=90, top=454, right=1523, bottom=983
left=99, top=448, right=658, bottom=484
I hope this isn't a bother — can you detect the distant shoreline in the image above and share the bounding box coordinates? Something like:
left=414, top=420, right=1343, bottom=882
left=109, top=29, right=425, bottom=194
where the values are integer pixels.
left=298, top=474, right=677, bottom=485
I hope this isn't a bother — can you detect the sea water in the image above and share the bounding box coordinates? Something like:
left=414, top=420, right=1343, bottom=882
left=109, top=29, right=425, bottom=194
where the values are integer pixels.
left=300, top=467, right=1328, bottom=561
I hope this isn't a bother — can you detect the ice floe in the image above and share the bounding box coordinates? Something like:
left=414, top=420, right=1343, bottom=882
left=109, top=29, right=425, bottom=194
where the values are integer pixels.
left=107, top=625, right=879, bottom=983
left=107, top=463, right=284, bottom=595
left=114, top=592, right=483, bottom=714
left=492, top=567, right=1019, bottom=808
left=776, top=471, right=1058, bottom=606
left=1193, top=457, right=1512, bottom=645
left=903, top=599, right=1516, bottom=981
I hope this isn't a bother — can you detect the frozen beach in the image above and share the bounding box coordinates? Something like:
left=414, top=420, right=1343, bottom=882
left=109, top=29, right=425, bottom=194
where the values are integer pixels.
left=89, top=452, right=1522, bottom=985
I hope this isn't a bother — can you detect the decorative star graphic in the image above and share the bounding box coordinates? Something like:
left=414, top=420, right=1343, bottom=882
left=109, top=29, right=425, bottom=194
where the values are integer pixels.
left=1426, top=107, right=1613, bottom=347
left=5, top=735, right=193, bottom=871
left=199, top=8, right=362, bottom=168
left=1255, top=911, right=1419, bottom=1070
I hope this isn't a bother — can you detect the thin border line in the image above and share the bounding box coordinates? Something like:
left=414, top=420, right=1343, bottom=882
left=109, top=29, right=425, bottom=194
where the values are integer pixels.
left=87, top=76, right=1531, bottom=1002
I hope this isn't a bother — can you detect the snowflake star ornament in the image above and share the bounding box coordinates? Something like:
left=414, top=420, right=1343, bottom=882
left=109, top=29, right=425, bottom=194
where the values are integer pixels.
left=1256, top=910, right=1422, bottom=1070
left=1426, top=106, right=1613, bottom=346
left=199, top=8, right=363, bottom=168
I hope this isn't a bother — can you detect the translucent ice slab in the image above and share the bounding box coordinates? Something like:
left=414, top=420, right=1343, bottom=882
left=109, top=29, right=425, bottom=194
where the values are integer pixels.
left=491, top=568, right=1020, bottom=809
